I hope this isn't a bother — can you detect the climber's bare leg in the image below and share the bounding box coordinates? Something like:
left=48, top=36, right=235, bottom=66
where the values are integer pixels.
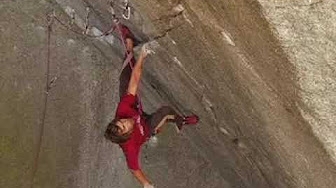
left=147, top=106, right=179, bottom=135
left=153, top=114, right=176, bottom=133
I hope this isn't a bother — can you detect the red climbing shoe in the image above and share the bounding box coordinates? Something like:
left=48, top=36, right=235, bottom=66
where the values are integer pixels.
left=175, top=115, right=199, bottom=132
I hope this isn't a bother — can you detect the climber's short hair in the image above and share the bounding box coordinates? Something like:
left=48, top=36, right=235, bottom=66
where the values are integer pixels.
left=104, top=119, right=131, bottom=144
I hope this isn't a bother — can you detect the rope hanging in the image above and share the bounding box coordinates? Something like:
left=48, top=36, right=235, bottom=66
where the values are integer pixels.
left=31, top=5, right=143, bottom=186
left=52, top=1, right=140, bottom=104
left=30, top=13, right=55, bottom=188
left=47, top=1, right=144, bottom=113
left=30, top=7, right=146, bottom=179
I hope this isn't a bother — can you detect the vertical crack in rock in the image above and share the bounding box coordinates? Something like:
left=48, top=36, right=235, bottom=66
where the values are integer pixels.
left=201, top=94, right=217, bottom=124
left=152, top=4, right=191, bottom=40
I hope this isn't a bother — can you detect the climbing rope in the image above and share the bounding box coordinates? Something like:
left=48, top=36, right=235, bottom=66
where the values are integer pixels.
left=29, top=13, right=54, bottom=188
left=30, top=6, right=144, bottom=181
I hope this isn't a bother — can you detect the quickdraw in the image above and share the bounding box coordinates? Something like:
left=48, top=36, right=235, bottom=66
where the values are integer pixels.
left=52, top=1, right=132, bottom=39
left=122, top=0, right=131, bottom=20
left=30, top=12, right=55, bottom=188
left=84, top=7, right=90, bottom=35
left=46, top=1, right=144, bottom=116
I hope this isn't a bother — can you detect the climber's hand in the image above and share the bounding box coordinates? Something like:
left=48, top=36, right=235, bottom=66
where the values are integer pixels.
left=143, top=184, right=154, bottom=188
left=140, top=43, right=154, bottom=59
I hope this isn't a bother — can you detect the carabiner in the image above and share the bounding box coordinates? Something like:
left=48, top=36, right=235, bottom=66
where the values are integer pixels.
left=122, top=0, right=131, bottom=20
left=83, top=7, right=90, bottom=34
left=70, top=8, right=75, bottom=25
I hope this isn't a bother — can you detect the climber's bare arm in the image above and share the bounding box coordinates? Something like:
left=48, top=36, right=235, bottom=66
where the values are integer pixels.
left=127, top=47, right=148, bottom=95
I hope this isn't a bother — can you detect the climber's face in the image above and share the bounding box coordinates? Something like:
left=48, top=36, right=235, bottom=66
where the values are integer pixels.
left=116, top=118, right=134, bottom=135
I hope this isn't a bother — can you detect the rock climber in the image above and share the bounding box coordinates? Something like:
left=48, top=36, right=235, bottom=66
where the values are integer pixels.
left=104, top=24, right=199, bottom=188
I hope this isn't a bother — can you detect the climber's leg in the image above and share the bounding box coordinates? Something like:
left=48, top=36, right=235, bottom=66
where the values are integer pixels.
left=146, top=106, right=200, bottom=135
left=146, top=106, right=178, bottom=136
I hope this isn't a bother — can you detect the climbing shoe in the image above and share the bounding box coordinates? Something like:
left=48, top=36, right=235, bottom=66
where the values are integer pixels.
left=175, top=115, right=199, bottom=132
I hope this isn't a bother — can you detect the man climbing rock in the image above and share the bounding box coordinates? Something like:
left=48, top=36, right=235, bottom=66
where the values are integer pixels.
left=104, top=24, right=199, bottom=188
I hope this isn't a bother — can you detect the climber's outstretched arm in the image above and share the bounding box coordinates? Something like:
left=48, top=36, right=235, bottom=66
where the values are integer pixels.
left=127, top=46, right=148, bottom=95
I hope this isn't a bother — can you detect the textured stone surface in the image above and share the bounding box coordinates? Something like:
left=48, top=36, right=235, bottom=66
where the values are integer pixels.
left=258, top=0, right=336, bottom=163
left=1, top=0, right=336, bottom=188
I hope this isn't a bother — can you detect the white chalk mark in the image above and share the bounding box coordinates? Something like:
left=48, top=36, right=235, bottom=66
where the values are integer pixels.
left=148, top=136, right=158, bottom=147
left=173, top=56, right=203, bottom=93
left=173, top=56, right=183, bottom=67
left=63, top=6, right=85, bottom=29
left=173, top=4, right=185, bottom=13
left=82, top=46, right=90, bottom=54
left=221, top=30, right=235, bottom=46
left=219, top=127, right=230, bottom=136
left=183, top=12, right=194, bottom=27
left=143, top=40, right=159, bottom=54
left=104, top=35, right=115, bottom=45
left=67, top=39, right=76, bottom=45
left=202, top=94, right=217, bottom=122
left=91, top=27, right=103, bottom=37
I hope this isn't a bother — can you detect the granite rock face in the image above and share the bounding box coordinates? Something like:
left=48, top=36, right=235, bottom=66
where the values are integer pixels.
left=1, top=0, right=335, bottom=188
left=258, top=0, right=336, bottom=163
